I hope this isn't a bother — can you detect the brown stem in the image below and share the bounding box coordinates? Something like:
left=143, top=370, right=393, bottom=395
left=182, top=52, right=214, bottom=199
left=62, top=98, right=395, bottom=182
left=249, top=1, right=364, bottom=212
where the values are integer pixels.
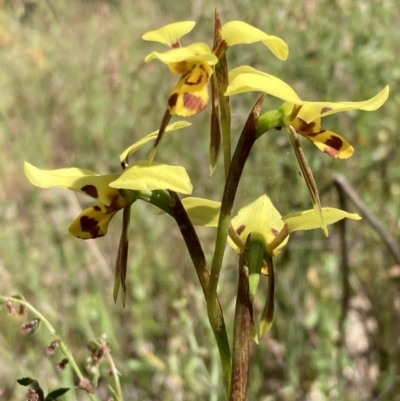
left=167, top=191, right=232, bottom=390
left=333, top=174, right=400, bottom=265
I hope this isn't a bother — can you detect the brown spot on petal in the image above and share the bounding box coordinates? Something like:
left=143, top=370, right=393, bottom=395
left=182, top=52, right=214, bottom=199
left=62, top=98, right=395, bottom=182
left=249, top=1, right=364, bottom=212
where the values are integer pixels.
left=93, top=205, right=101, bottom=211
left=324, top=135, right=343, bottom=158
left=306, top=129, right=325, bottom=138
left=168, top=93, right=178, bottom=109
left=185, top=64, right=208, bottom=86
left=271, top=228, right=279, bottom=236
left=321, top=107, right=332, bottom=114
left=296, top=118, right=317, bottom=133
left=183, top=93, right=206, bottom=113
left=81, top=185, right=98, bottom=198
left=80, top=215, right=101, bottom=238
left=236, top=225, right=246, bottom=235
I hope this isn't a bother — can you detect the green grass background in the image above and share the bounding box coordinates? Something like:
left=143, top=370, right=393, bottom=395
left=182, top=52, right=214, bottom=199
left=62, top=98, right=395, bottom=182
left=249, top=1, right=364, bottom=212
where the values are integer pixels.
left=1, top=0, right=399, bottom=400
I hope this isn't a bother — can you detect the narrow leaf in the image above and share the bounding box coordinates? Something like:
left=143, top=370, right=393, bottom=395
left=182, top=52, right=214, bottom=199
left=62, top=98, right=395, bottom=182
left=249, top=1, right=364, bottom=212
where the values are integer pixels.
left=287, top=125, right=327, bottom=235
left=45, top=388, right=70, bottom=400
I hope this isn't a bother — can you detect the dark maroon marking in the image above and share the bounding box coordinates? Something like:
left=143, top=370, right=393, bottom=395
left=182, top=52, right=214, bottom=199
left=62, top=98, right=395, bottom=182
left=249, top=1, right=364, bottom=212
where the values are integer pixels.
left=322, top=135, right=343, bottom=157
left=306, top=129, right=326, bottom=138
left=81, top=185, right=98, bottom=198
left=321, top=107, right=332, bottom=114
left=183, top=93, right=206, bottom=112
left=271, top=228, right=279, bottom=236
left=297, top=118, right=317, bottom=133
left=80, top=215, right=101, bottom=238
left=325, top=135, right=343, bottom=150
left=168, top=93, right=179, bottom=109
left=184, top=66, right=205, bottom=86
left=171, top=41, right=181, bottom=49
left=236, top=225, right=246, bottom=235
left=93, top=205, right=101, bottom=211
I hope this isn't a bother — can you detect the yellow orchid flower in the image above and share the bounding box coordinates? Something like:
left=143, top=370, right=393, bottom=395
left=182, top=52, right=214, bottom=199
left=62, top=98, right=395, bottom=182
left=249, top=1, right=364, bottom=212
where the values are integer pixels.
left=226, top=66, right=389, bottom=159
left=143, top=22, right=217, bottom=117
left=143, top=21, right=288, bottom=117
left=228, top=195, right=361, bottom=255
left=24, top=161, right=193, bottom=239
left=24, top=162, right=128, bottom=239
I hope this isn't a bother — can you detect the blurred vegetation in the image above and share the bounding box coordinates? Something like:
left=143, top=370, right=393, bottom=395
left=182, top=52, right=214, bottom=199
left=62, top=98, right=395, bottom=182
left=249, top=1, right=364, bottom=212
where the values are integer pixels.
left=0, top=0, right=399, bottom=400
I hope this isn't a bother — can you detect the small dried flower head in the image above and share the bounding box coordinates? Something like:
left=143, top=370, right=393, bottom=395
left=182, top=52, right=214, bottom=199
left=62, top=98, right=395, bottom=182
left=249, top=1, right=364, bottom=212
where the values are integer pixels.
left=22, top=318, right=40, bottom=334
left=46, top=340, right=60, bottom=355
left=56, top=358, right=69, bottom=371
left=27, top=388, right=40, bottom=401
left=79, top=378, right=94, bottom=394
left=18, top=303, right=27, bottom=315
left=7, top=300, right=16, bottom=315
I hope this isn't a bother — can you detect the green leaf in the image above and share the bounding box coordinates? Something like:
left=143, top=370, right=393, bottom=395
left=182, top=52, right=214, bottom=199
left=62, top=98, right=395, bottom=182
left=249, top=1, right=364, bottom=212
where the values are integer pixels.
left=110, top=161, right=193, bottom=195
left=45, top=388, right=70, bottom=400
left=17, top=377, right=35, bottom=386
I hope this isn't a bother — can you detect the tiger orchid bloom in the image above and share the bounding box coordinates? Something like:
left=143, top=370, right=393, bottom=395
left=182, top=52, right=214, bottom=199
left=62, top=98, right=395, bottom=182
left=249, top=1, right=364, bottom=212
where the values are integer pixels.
left=142, top=21, right=288, bottom=117
left=24, top=162, right=130, bottom=239
left=226, top=66, right=389, bottom=159
left=228, top=194, right=361, bottom=256
left=24, top=159, right=193, bottom=239
left=280, top=87, right=389, bottom=159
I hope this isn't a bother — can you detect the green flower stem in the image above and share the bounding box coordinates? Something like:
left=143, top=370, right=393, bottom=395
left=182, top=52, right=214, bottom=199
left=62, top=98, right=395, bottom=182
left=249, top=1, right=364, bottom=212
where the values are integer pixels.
left=135, top=190, right=174, bottom=215
left=101, top=338, right=124, bottom=401
left=229, top=251, right=252, bottom=401
left=0, top=295, right=98, bottom=401
left=216, top=60, right=232, bottom=179
left=256, top=109, right=284, bottom=138
left=207, top=96, right=265, bottom=390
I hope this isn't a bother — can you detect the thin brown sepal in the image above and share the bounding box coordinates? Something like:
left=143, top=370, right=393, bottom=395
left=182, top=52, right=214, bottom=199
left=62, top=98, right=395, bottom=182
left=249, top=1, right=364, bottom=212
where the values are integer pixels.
left=113, top=205, right=131, bottom=307
left=287, top=125, right=327, bottom=235
left=168, top=191, right=210, bottom=295
left=209, top=72, right=222, bottom=176
left=229, top=238, right=253, bottom=401
left=212, top=8, right=222, bottom=52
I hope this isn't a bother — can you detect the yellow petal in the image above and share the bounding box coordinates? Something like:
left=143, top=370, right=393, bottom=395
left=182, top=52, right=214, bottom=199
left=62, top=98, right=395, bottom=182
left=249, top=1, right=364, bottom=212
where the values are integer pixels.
left=24, top=162, right=120, bottom=206
left=300, top=86, right=390, bottom=123
left=110, top=161, right=193, bottom=195
left=221, top=21, right=288, bottom=60
left=119, top=121, right=191, bottom=163
left=228, top=195, right=288, bottom=255
left=226, top=66, right=302, bottom=104
left=69, top=206, right=117, bottom=239
left=168, top=62, right=212, bottom=116
left=144, top=43, right=218, bottom=66
left=181, top=197, right=221, bottom=227
left=304, top=130, right=354, bottom=159
left=142, top=21, right=196, bottom=46
left=283, top=208, right=361, bottom=232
